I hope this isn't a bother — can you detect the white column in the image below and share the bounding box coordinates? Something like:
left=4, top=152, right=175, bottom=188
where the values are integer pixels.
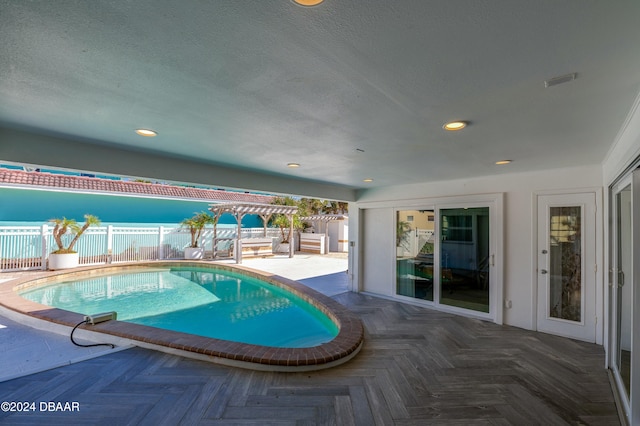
left=158, top=226, right=164, bottom=260
left=105, top=225, right=114, bottom=263
left=324, top=221, right=330, bottom=254
left=236, top=212, right=243, bottom=264
left=40, top=224, right=48, bottom=270
left=288, top=213, right=294, bottom=258
left=347, top=203, right=359, bottom=292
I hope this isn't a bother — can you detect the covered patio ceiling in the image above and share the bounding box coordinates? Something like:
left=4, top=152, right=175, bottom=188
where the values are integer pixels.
left=1, top=1, right=640, bottom=199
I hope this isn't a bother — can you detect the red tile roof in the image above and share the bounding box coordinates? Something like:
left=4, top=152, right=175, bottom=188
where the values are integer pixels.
left=0, top=169, right=275, bottom=204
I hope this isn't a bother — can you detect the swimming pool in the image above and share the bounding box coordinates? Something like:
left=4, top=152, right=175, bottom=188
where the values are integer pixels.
left=19, top=267, right=338, bottom=348
left=2, top=262, right=363, bottom=370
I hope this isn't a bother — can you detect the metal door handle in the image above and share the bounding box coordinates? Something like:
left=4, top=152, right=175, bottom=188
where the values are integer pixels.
left=540, top=269, right=548, bottom=274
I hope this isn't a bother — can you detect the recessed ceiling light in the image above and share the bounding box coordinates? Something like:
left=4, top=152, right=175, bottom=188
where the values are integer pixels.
left=287, top=163, right=301, bottom=168
left=135, top=129, right=157, bottom=137
left=363, top=178, right=374, bottom=183
left=495, top=160, right=512, bottom=165
left=293, top=0, right=324, bottom=6
left=443, top=121, right=468, bottom=131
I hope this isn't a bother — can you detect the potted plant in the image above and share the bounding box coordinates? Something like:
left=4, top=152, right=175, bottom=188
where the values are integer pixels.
left=272, top=214, right=294, bottom=253
left=270, top=197, right=304, bottom=253
left=48, top=214, right=101, bottom=270
left=181, top=211, right=216, bottom=259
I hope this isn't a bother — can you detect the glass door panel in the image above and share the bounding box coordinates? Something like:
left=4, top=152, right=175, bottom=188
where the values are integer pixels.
left=439, top=207, right=490, bottom=313
left=615, top=184, right=632, bottom=398
left=548, top=206, right=582, bottom=322
left=396, top=209, right=435, bottom=301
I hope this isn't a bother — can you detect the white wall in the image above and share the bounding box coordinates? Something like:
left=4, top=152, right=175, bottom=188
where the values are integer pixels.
left=361, top=208, right=395, bottom=296
left=328, top=219, right=348, bottom=252
left=352, top=165, right=603, bottom=331
left=603, top=92, right=640, bottom=185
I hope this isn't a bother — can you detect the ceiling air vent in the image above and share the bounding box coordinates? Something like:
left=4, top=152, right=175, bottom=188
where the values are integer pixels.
left=544, top=73, right=577, bottom=88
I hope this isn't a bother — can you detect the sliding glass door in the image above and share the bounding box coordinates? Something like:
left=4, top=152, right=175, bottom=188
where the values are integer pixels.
left=613, top=181, right=631, bottom=401
left=609, top=170, right=639, bottom=424
left=396, top=209, right=435, bottom=301
left=440, top=207, right=490, bottom=313
left=395, top=200, right=498, bottom=319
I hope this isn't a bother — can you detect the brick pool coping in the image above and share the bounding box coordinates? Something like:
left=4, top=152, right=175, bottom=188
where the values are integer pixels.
left=0, top=261, right=364, bottom=371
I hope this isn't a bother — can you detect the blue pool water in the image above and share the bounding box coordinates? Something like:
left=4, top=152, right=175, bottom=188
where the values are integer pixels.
left=19, top=267, right=339, bottom=348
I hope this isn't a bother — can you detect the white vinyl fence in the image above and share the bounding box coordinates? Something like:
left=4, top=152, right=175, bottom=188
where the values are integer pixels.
left=0, top=225, right=282, bottom=272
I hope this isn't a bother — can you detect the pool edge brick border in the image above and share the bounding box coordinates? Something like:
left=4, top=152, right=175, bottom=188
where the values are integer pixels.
left=0, top=261, right=364, bottom=372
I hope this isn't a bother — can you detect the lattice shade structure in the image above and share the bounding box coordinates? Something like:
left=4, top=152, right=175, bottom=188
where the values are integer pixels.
left=300, top=214, right=347, bottom=234
left=209, top=202, right=298, bottom=263
left=299, top=214, right=348, bottom=223
left=299, top=214, right=348, bottom=254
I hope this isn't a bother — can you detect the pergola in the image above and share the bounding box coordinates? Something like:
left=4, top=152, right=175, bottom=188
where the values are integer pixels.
left=299, top=214, right=348, bottom=234
left=299, top=214, right=348, bottom=254
left=209, top=202, right=298, bottom=263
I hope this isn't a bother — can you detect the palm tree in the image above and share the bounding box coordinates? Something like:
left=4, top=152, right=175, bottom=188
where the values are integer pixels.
left=49, top=214, right=101, bottom=254
left=396, top=220, right=412, bottom=249
left=181, top=211, right=217, bottom=248
left=298, top=198, right=325, bottom=216
left=270, top=197, right=304, bottom=243
left=325, top=201, right=349, bottom=214
left=298, top=198, right=349, bottom=215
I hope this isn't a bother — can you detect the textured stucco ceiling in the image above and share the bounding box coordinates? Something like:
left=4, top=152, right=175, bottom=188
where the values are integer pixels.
left=1, top=0, right=639, bottom=195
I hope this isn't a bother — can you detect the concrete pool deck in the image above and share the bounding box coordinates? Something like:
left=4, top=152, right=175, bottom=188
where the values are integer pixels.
left=0, top=252, right=351, bottom=381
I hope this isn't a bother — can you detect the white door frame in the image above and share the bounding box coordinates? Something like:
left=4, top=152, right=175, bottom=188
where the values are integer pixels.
left=532, top=188, right=603, bottom=344
left=631, top=170, right=640, bottom=426
left=392, top=195, right=503, bottom=324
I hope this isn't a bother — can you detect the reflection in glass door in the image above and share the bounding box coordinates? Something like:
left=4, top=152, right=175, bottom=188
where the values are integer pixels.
left=396, top=210, right=435, bottom=301
left=440, top=207, right=490, bottom=313
left=612, top=181, right=632, bottom=413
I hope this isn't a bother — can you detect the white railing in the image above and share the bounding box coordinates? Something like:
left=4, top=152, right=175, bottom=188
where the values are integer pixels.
left=0, top=225, right=282, bottom=272
left=0, top=226, right=47, bottom=270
